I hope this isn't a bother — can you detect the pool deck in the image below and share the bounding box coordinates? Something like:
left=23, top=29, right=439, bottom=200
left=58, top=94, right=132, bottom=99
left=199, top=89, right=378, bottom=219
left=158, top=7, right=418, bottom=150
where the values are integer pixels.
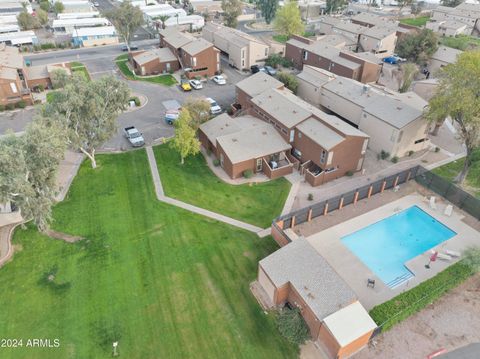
left=305, top=193, right=480, bottom=310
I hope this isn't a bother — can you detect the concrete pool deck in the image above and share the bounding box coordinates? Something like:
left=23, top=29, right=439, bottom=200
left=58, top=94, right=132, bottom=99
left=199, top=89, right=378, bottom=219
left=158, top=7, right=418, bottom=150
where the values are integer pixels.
left=304, top=193, right=480, bottom=311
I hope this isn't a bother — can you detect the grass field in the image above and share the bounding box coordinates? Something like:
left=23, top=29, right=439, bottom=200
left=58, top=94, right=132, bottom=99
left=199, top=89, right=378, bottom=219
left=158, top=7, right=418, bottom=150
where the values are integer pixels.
left=115, top=55, right=177, bottom=86
left=0, top=150, right=297, bottom=359
left=399, top=16, right=430, bottom=27
left=153, top=145, right=291, bottom=228
left=69, top=62, right=90, bottom=80
left=432, top=149, right=480, bottom=198
left=440, top=34, right=480, bottom=51
left=272, top=31, right=316, bottom=43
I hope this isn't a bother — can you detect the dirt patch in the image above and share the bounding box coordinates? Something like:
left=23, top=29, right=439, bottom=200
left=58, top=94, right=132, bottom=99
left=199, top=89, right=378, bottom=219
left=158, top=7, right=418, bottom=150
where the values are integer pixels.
left=356, top=274, right=480, bottom=359
left=44, top=229, right=84, bottom=243
left=243, top=251, right=254, bottom=259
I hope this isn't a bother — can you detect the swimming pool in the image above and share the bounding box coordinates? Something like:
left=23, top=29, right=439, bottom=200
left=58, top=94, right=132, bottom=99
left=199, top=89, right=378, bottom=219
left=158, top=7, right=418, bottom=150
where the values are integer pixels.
left=341, top=206, right=456, bottom=288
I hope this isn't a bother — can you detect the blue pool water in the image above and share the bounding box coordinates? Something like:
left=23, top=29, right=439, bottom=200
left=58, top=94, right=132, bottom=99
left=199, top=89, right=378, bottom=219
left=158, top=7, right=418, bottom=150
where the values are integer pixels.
left=341, top=206, right=456, bottom=287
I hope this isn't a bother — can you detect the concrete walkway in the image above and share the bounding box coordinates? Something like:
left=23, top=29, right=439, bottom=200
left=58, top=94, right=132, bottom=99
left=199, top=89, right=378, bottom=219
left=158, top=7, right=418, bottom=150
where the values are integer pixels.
left=0, top=222, right=21, bottom=268
left=146, top=146, right=267, bottom=236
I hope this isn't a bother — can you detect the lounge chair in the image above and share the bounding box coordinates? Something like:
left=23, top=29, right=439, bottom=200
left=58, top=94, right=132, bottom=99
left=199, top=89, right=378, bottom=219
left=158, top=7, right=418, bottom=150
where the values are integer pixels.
left=429, top=196, right=437, bottom=210
left=437, top=253, right=452, bottom=261
left=444, top=204, right=453, bottom=217
left=444, top=249, right=461, bottom=258
left=393, top=185, right=400, bottom=192
left=367, top=279, right=375, bottom=288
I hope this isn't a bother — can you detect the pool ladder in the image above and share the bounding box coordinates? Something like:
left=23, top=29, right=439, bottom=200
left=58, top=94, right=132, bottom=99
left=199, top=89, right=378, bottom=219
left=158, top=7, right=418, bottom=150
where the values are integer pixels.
left=387, top=272, right=414, bottom=288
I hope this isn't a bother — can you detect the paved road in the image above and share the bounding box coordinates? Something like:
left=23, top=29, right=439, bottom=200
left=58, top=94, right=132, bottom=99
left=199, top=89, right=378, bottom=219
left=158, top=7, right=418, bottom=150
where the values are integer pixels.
left=237, top=20, right=274, bottom=35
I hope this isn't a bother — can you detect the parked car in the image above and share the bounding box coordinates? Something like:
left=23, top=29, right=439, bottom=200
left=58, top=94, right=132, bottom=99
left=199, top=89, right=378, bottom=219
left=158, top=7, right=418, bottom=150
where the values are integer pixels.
left=206, top=97, right=222, bottom=115
left=212, top=75, right=226, bottom=85
left=180, top=80, right=192, bottom=91
left=121, top=44, right=139, bottom=51
left=165, top=109, right=180, bottom=125
left=264, top=66, right=277, bottom=76
left=393, top=54, right=407, bottom=62
left=124, top=126, right=145, bottom=147
left=189, top=79, right=203, bottom=90
left=250, top=65, right=260, bottom=73
left=382, top=56, right=398, bottom=65
left=93, top=1, right=99, bottom=6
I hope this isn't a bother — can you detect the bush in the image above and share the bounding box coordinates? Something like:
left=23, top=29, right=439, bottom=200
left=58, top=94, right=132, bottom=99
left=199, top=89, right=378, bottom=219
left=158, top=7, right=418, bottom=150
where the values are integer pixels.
left=307, top=193, right=313, bottom=201
left=5, top=103, right=15, bottom=110
left=435, top=146, right=440, bottom=153
left=37, top=84, right=45, bottom=92
left=40, top=43, right=56, bottom=50
left=213, top=159, right=220, bottom=167
left=243, top=169, right=253, bottom=178
left=129, top=96, right=141, bottom=107
left=40, top=1, right=50, bottom=12
left=370, top=261, right=473, bottom=332
left=408, top=150, right=414, bottom=157
left=276, top=307, right=310, bottom=345
left=277, top=72, right=299, bottom=94
left=346, top=170, right=354, bottom=176
left=265, top=53, right=293, bottom=69
left=15, top=100, right=26, bottom=109
left=0, top=104, right=5, bottom=111
left=380, top=150, right=390, bottom=160
left=391, top=156, right=399, bottom=163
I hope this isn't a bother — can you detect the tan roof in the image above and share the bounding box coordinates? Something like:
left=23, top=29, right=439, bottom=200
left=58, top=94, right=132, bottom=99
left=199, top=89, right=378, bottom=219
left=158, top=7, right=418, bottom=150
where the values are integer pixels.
left=297, top=65, right=335, bottom=87
left=199, top=113, right=262, bottom=146
left=351, top=12, right=397, bottom=27
left=236, top=71, right=284, bottom=98
left=0, top=44, right=23, bottom=70
left=296, top=117, right=345, bottom=150
left=181, top=38, right=214, bottom=56
left=133, top=48, right=177, bottom=66
left=0, top=66, right=17, bottom=80
left=25, top=65, right=49, bottom=80
left=160, top=28, right=195, bottom=49
left=333, top=21, right=367, bottom=35
left=210, top=115, right=292, bottom=164
left=431, top=45, right=462, bottom=64
left=363, top=95, right=423, bottom=129
left=316, top=34, right=356, bottom=48
left=362, top=25, right=396, bottom=40
left=203, top=22, right=267, bottom=48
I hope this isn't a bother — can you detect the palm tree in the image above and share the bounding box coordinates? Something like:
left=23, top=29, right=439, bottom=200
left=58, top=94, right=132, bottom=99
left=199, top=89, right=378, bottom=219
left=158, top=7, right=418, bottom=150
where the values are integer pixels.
left=158, top=15, right=170, bottom=29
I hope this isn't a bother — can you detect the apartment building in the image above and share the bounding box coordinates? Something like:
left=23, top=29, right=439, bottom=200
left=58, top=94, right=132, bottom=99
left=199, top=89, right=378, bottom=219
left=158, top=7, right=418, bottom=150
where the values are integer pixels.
left=0, top=44, right=31, bottom=106
left=71, top=26, right=118, bottom=47
left=202, top=22, right=269, bottom=70
left=285, top=35, right=382, bottom=83
left=429, top=45, right=463, bottom=73
left=430, top=3, right=480, bottom=36
left=130, top=48, right=179, bottom=75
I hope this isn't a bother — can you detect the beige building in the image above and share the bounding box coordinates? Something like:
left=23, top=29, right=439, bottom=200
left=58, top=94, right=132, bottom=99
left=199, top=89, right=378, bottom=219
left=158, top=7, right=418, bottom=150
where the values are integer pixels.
left=429, top=45, right=463, bottom=73
left=430, top=3, right=480, bottom=36
left=202, top=22, right=269, bottom=70
left=0, top=44, right=32, bottom=106
left=359, top=26, right=397, bottom=57
left=426, top=20, right=469, bottom=37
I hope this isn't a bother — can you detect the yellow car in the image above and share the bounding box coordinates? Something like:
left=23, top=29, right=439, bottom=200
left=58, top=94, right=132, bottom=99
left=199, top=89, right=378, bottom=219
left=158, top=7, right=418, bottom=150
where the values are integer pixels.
left=180, top=80, right=192, bottom=91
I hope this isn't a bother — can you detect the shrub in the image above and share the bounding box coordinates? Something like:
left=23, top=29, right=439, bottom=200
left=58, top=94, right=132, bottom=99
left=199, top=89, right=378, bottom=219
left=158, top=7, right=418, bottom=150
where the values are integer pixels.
left=408, top=150, right=414, bottom=157
left=463, top=247, right=480, bottom=273
left=277, top=72, right=299, bottom=94
left=37, top=84, right=45, bottom=92
left=0, top=104, right=5, bottom=111
left=243, top=169, right=253, bottom=178
left=213, top=159, right=220, bottom=167
left=40, top=1, right=50, bottom=12
left=307, top=193, right=313, bottom=201
left=5, top=103, right=15, bottom=110
left=346, top=170, right=354, bottom=176
left=380, top=150, right=390, bottom=160
left=276, top=307, right=310, bottom=345
left=40, top=43, right=56, bottom=50
left=129, top=96, right=141, bottom=107
left=265, top=53, right=293, bottom=69
left=435, top=146, right=440, bottom=153
left=391, top=156, right=399, bottom=163
left=16, top=100, right=26, bottom=109
left=370, top=261, right=473, bottom=332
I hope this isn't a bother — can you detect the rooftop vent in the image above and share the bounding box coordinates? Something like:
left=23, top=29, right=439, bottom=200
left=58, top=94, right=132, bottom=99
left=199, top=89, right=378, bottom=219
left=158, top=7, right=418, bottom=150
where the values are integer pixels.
left=396, top=106, right=402, bottom=110
left=232, top=138, right=238, bottom=142
left=262, top=131, right=267, bottom=135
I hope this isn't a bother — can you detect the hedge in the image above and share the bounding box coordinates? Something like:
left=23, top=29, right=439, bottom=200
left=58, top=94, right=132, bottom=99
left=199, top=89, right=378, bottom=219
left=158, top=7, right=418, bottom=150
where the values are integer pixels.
left=369, top=261, right=474, bottom=332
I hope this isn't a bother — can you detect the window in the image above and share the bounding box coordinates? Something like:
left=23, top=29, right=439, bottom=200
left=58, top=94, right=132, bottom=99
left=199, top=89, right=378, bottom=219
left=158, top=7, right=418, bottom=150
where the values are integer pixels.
left=265, top=48, right=268, bottom=56
left=9, top=82, right=17, bottom=94
left=241, top=49, right=245, bottom=59
left=390, top=129, right=396, bottom=142
left=414, top=138, right=426, bottom=144
left=327, top=151, right=334, bottom=165
left=289, top=130, right=294, bottom=142
left=192, top=57, right=197, bottom=67
left=303, top=51, right=308, bottom=60
left=320, top=150, right=327, bottom=164
left=298, top=132, right=302, bottom=139
left=292, top=148, right=302, bottom=159
left=281, top=128, right=287, bottom=134
left=361, top=139, right=368, bottom=154
left=397, top=130, right=403, bottom=143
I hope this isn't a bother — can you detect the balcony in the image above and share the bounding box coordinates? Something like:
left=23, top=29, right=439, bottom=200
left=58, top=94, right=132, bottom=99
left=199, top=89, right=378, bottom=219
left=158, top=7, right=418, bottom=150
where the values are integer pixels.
left=262, top=154, right=293, bottom=179
left=305, top=163, right=338, bottom=187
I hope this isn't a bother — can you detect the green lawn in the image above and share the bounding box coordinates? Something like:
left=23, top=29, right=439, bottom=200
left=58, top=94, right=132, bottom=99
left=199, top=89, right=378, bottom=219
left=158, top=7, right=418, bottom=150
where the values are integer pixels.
left=432, top=149, right=480, bottom=197
left=440, top=34, right=480, bottom=51
left=46, top=90, right=59, bottom=103
left=69, top=62, right=90, bottom=80
left=272, top=31, right=316, bottom=44
left=399, top=16, right=430, bottom=27
left=154, top=145, right=291, bottom=228
left=0, top=150, right=298, bottom=359
left=115, top=55, right=177, bottom=86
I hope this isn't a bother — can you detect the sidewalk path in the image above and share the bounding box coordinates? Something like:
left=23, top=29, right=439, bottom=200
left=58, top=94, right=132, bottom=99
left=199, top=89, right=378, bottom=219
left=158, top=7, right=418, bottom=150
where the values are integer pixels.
left=146, top=146, right=267, bottom=235
left=0, top=222, right=21, bottom=268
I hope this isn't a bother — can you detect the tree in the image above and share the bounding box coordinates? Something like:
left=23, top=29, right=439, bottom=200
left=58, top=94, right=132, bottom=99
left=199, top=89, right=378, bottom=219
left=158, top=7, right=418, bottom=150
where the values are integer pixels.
left=53, top=1, right=64, bottom=14
left=0, top=117, right=67, bottom=230
left=37, top=8, right=49, bottom=26
left=45, top=75, right=130, bottom=168
left=50, top=68, right=70, bottom=89
left=157, top=15, right=170, bottom=29
left=221, top=0, right=242, bottom=28
left=277, top=72, right=298, bottom=94
left=397, top=63, right=418, bottom=93
left=463, top=247, right=480, bottom=273
left=107, top=1, right=144, bottom=51
left=17, top=11, right=40, bottom=30
left=397, top=0, right=414, bottom=16
left=170, top=109, right=200, bottom=164
left=276, top=307, right=310, bottom=345
left=273, top=0, right=304, bottom=38
left=258, top=0, right=278, bottom=24
left=395, top=29, right=438, bottom=64
left=326, top=0, right=347, bottom=13
left=183, top=98, right=211, bottom=129
left=39, top=1, right=50, bottom=12
left=440, top=0, right=462, bottom=7
left=426, top=51, right=480, bottom=184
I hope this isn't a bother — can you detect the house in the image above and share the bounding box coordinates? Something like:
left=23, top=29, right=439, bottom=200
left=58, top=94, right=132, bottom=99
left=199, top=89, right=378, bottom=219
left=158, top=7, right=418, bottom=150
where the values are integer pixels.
left=56, top=11, right=100, bottom=19
left=71, top=26, right=118, bottom=47
left=52, top=17, right=111, bottom=34
left=296, top=65, right=335, bottom=107
left=235, top=71, right=285, bottom=111
left=25, top=63, right=72, bottom=90
left=140, top=3, right=186, bottom=24
left=162, top=15, right=205, bottom=31
left=130, top=48, right=179, bottom=75
left=60, top=0, right=94, bottom=13
left=430, top=3, right=480, bottom=36
left=0, top=30, right=38, bottom=46
left=0, top=1, right=33, bottom=16
left=351, top=12, right=397, bottom=28
left=198, top=113, right=294, bottom=179
left=0, top=44, right=32, bottom=106
left=202, top=22, right=269, bottom=70
left=318, top=76, right=430, bottom=157
left=285, top=35, right=382, bottom=83
left=429, top=45, right=463, bottom=73
left=257, top=239, right=377, bottom=359
left=359, top=26, right=397, bottom=57
left=158, top=27, right=220, bottom=78
left=426, top=20, right=469, bottom=37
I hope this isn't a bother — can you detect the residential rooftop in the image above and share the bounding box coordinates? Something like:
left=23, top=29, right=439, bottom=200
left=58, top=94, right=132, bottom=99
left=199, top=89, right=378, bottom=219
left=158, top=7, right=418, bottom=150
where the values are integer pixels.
left=133, top=48, right=177, bottom=66
left=235, top=71, right=284, bottom=98
left=296, top=65, right=335, bottom=88
left=199, top=113, right=263, bottom=146
left=181, top=38, right=214, bottom=56
left=160, top=27, right=195, bottom=48
left=431, top=45, right=463, bottom=64
left=203, top=22, right=267, bottom=48
left=296, top=118, right=345, bottom=150
left=260, top=239, right=357, bottom=321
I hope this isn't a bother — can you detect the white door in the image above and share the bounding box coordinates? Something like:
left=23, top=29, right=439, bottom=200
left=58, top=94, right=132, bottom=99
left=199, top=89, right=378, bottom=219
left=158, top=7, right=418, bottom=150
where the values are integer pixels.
left=256, top=158, right=263, bottom=172
left=356, top=157, right=364, bottom=171
left=220, top=154, right=224, bottom=168
left=289, top=130, right=295, bottom=143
